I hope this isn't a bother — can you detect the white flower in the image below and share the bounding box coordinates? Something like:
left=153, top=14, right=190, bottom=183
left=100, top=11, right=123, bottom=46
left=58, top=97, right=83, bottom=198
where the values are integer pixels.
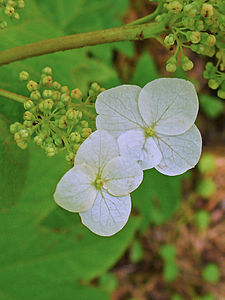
left=96, top=78, right=202, bottom=176
left=54, top=130, right=143, bottom=236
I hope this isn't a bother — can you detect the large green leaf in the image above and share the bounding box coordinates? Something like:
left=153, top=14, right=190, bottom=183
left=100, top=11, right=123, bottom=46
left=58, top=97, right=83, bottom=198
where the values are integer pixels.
left=0, top=115, right=29, bottom=209
left=132, top=169, right=181, bottom=231
left=0, top=144, right=140, bottom=299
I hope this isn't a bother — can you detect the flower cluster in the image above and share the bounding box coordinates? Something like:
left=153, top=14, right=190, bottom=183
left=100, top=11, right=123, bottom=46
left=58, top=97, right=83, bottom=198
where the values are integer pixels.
left=156, top=0, right=225, bottom=98
left=10, top=67, right=103, bottom=163
left=55, top=78, right=202, bottom=236
left=0, top=0, right=25, bottom=30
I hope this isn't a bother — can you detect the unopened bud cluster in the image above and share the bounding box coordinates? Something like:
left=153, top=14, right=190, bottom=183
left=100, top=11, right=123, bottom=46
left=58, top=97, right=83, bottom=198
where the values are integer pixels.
left=0, top=0, right=25, bottom=29
left=203, top=62, right=225, bottom=99
left=10, top=67, right=103, bottom=164
left=156, top=0, right=224, bottom=98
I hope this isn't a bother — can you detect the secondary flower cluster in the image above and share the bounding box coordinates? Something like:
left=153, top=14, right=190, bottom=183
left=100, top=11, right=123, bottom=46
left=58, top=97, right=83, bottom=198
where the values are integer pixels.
left=156, top=0, right=225, bottom=98
left=0, top=0, right=24, bottom=29
left=55, top=78, right=202, bottom=236
left=10, top=67, right=103, bottom=163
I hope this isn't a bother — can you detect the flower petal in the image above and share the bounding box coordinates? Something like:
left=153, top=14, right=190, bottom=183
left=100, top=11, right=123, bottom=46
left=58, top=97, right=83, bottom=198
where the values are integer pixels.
left=102, top=156, right=143, bottom=196
left=118, top=129, right=162, bottom=171
left=54, top=164, right=97, bottom=212
left=80, top=190, right=131, bottom=236
left=75, top=130, right=119, bottom=173
left=138, top=78, right=199, bottom=135
left=96, top=85, right=144, bottom=138
left=154, top=125, right=202, bottom=176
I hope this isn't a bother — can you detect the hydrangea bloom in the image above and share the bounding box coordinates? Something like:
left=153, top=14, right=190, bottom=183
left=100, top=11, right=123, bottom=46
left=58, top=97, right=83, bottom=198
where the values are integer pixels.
left=96, top=78, right=202, bottom=176
left=54, top=130, right=143, bottom=236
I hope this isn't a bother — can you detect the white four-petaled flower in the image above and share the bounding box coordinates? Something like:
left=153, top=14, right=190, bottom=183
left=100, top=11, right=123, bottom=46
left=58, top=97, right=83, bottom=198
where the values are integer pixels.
left=96, top=78, right=202, bottom=175
left=54, top=130, right=143, bottom=236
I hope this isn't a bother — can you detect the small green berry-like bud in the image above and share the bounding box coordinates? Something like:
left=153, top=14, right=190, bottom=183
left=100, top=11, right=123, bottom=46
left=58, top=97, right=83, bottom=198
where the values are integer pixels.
left=10, top=122, right=22, bottom=134
left=42, top=89, right=53, bottom=99
left=23, top=120, right=33, bottom=128
left=66, top=152, right=75, bottom=163
left=61, top=86, right=70, bottom=94
left=24, top=99, right=34, bottom=110
left=80, top=120, right=88, bottom=128
left=52, top=135, right=62, bottom=147
left=70, top=132, right=81, bottom=143
left=19, top=71, right=29, bottom=81
left=45, top=146, right=56, bottom=157
left=187, top=31, right=201, bottom=44
left=217, top=89, right=225, bottom=99
left=17, top=141, right=28, bottom=149
left=167, top=1, right=183, bottom=13
left=5, top=5, right=15, bottom=16
left=27, top=80, right=38, bottom=92
left=201, top=3, right=214, bottom=17
left=52, top=81, right=61, bottom=90
left=166, top=63, right=177, bottom=73
left=17, top=0, right=25, bottom=9
left=13, top=12, right=20, bottom=20
left=19, top=129, right=29, bottom=139
left=66, top=109, right=80, bottom=121
left=91, top=82, right=101, bottom=92
left=39, top=99, right=54, bottom=112
left=23, top=111, right=35, bottom=121
left=206, top=35, right=216, bottom=46
left=52, top=91, right=61, bottom=101
left=0, top=21, right=7, bottom=30
left=164, top=34, right=175, bottom=46
left=34, top=135, right=43, bottom=146
left=42, top=67, right=52, bottom=75
left=58, top=116, right=67, bottom=128
left=80, top=128, right=92, bottom=138
left=30, top=90, right=41, bottom=101
left=181, top=56, right=194, bottom=71
left=71, top=88, right=82, bottom=101
left=42, top=75, right=53, bottom=87
left=208, top=79, right=220, bottom=90
left=61, top=93, right=71, bottom=104
left=184, top=4, right=197, bottom=17
left=195, top=20, right=204, bottom=31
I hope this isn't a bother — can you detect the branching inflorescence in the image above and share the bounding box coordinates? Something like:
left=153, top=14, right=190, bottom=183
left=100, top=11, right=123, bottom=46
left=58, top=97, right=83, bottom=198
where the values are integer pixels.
left=0, top=0, right=24, bottom=29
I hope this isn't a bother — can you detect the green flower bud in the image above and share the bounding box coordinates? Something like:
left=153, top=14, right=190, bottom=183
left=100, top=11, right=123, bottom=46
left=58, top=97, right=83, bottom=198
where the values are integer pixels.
left=217, top=89, right=225, bottom=99
left=65, top=152, right=75, bottom=163
left=5, top=5, right=15, bottom=16
left=24, top=99, right=34, bottom=110
left=187, top=31, right=201, bottom=44
left=208, top=79, right=220, bottom=90
left=184, top=4, right=197, bottom=17
left=80, top=128, right=92, bottom=138
left=10, top=122, right=22, bottom=134
left=12, top=12, right=19, bottom=20
left=164, top=34, right=175, bottom=46
left=30, top=90, right=41, bottom=101
left=181, top=56, right=194, bottom=71
left=58, top=116, right=67, bottom=128
left=71, top=88, right=82, bottom=101
left=73, top=143, right=80, bottom=152
left=27, top=80, right=38, bottom=92
left=14, top=132, right=22, bottom=142
left=42, top=67, right=52, bottom=75
left=195, top=20, right=204, bottom=31
left=0, top=21, right=7, bottom=30
left=80, top=120, right=88, bottom=128
left=17, top=0, right=25, bottom=9
left=42, top=89, right=53, bottom=99
left=23, top=111, right=35, bottom=121
left=182, top=16, right=195, bottom=28
left=23, top=120, right=33, bottom=127
left=52, top=81, right=61, bottom=90
left=61, top=86, right=70, bottom=94
left=201, top=3, right=214, bottom=18
left=17, top=141, right=28, bottom=149
left=206, top=35, right=216, bottom=46
left=42, top=75, right=53, bottom=87
left=66, top=109, right=81, bottom=121
left=19, top=71, right=29, bottom=81
left=166, top=63, right=177, bottom=73
left=19, top=129, right=29, bottom=139
left=167, top=1, right=183, bottom=13
left=52, top=135, right=62, bottom=147
left=52, top=91, right=61, bottom=101
left=33, top=135, right=43, bottom=146
left=45, top=146, right=56, bottom=157
left=61, top=93, right=71, bottom=104
left=91, top=82, right=101, bottom=92
left=70, top=132, right=81, bottom=143
left=39, top=99, right=54, bottom=112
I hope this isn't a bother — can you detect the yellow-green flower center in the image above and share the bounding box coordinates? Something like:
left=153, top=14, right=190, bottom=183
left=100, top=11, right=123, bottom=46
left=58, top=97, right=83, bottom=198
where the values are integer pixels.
left=95, top=178, right=104, bottom=189
left=144, top=127, right=155, bottom=137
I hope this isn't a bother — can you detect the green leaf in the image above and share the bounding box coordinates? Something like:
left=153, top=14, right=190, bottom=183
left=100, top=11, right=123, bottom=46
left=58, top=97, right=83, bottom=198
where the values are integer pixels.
left=132, top=169, right=181, bottom=231
left=0, top=115, right=29, bottom=209
left=0, top=144, right=140, bottom=298
left=202, top=263, right=220, bottom=283
left=199, top=94, right=224, bottom=119
left=131, top=52, right=159, bottom=87
left=160, top=244, right=176, bottom=261
left=163, top=262, right=179, bottom=282
left=129, top=240, right=144, bottom=263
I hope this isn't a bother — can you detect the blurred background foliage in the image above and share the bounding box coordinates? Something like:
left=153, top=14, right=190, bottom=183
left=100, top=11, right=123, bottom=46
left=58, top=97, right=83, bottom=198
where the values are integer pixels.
left=0, top=0, right=224, bottom=299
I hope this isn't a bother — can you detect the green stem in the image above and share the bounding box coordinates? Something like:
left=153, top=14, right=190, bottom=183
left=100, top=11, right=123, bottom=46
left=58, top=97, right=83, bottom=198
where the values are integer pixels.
left=0, top=20, right=169, bottom=66
left=0, top=88, right=27, bottom=104
left=129, top=2, right=164, bottom=25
